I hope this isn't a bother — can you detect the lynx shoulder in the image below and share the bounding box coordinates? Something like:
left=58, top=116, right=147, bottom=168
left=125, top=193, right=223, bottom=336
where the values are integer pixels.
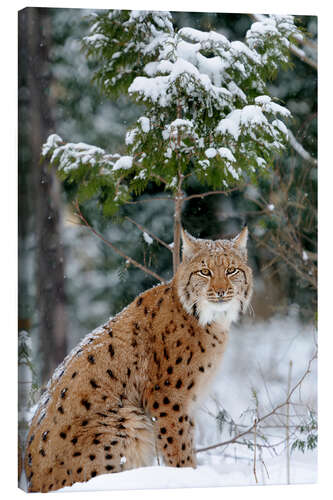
left=24, top=227, right=252, bottom=492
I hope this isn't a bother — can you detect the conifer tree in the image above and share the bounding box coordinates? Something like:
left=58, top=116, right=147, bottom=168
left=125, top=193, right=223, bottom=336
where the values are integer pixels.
left=43, top=10, right=302, bottom=276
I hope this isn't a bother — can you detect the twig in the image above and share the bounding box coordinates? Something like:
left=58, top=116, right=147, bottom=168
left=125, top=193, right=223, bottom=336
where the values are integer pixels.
left=151, top=173, right=169, bottom=185
left=195, top=350, right=317, bottom=454
left=253, top=417, right=258, bottom=483
left=255, top=236, right=317, bottom=289
left=259, top=447, right=270, bottom=482
left=73, top=201, right=165, bottom=283
left=124, top=196, right=174, bottom=205
left=125, top=216, right=172, bottom=252
left=290, top=43, right=317, bottom=70
left=183, top=186, right=243, bottom=202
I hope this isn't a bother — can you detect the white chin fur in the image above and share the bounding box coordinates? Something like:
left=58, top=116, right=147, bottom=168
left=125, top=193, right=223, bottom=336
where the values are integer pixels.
left=197, top=298, right=240, bottom=327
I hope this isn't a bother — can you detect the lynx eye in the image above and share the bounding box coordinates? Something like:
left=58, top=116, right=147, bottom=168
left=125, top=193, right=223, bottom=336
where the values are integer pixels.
left=199, top=268, right=211, bottom=277
left=226, top=267, right=237, bottom=276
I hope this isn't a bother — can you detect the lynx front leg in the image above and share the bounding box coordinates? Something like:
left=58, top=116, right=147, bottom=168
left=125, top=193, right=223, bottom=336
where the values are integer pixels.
left=147, top=396, right=196, bottom=468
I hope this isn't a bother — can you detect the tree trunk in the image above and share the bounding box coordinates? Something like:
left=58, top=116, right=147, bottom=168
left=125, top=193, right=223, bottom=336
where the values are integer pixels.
left=172, top=172, right=185, bottom=275
left=173, top=194, right=183, bottom=274
left=22, top=7, right=67, bottom=384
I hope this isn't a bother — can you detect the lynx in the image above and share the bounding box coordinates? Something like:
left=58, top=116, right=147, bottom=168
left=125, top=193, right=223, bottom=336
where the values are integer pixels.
left=24, top=227, right=252, bottom=492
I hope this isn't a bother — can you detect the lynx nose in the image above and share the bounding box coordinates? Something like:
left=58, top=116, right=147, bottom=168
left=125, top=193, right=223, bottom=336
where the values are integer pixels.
left=216, top=289, right=226, bottom=298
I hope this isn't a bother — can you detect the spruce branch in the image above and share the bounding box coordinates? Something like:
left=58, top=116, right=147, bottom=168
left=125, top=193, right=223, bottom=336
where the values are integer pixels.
left=73, top=201, right=165, bottom=283
left=249, top=14, right=317, bottom=70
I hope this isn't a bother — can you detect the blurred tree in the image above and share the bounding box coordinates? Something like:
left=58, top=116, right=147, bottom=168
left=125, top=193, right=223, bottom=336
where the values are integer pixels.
left=19, top=7, right=67, bottom=384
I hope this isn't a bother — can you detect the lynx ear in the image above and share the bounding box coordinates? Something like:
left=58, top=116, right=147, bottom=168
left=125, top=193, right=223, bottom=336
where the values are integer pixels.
left=232, top=226, right=248, bottom=252
left=181, top=228, right=200, bottom=260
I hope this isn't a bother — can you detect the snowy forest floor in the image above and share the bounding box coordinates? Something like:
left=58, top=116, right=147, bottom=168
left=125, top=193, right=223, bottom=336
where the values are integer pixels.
left=20, top=313, right=317, bottom=493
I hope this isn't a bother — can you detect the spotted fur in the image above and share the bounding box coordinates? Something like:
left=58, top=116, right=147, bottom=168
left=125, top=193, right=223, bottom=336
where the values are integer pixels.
left=24, top=227, right=252, bottom=492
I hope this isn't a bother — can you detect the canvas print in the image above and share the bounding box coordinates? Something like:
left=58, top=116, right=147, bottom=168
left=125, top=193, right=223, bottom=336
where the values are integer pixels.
left=18, top=7, right=317, bottom=493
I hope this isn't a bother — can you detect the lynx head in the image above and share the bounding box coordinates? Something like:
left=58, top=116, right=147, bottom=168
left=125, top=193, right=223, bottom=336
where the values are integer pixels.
left=176, top=227, right=253, bottom=327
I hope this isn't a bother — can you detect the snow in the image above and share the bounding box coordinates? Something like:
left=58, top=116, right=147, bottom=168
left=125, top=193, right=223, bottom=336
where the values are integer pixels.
left=83, top=33, right=108, bottom=47
left=178, top=27, right=230, bottom=48
left=218, top=147, right=236, bottom=163
left=302, top=251, right=309, bottom=261
left=143, top=232, right=153, bottom=245
left=125, top=129, right=137, bottom=145
left=138, top=116, right=151, bottom=133
left=42, top=136, right=121, bottom=174
left=205, top=148, right=217, bottom=159
left=41, top=133, right=62, bottom=156
left=272, top=119, right=288, bottom=136
left=247, top=21, right=279, bottom=38
left=216, top=106, right=268, bottom=141
left=162, top=119, right=197, bottom=144
left=57, top=451, right=316, bottom=493
left=216, top=98, right=290, bottom=147
left=254, top=95, right=272, bottom=105
left=112, top=155, right=133, bottom=171
left=227, top=81, right=247, bottom=103
left=130, top=52, right=231, bottom=109
left=226, top=165, right=239, bottom=180
left=230, top=40, right=261, bottom=64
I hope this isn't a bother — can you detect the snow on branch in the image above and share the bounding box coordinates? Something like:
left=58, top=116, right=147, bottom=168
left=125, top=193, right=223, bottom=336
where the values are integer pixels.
left=249, top=14, right=317, bottom=70
left=288, top=129, right=317, bottom=165
left=42, top=133, right=122, bottom=175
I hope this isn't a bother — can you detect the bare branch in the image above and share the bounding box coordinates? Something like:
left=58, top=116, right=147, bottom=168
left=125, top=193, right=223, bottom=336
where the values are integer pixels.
left=288, top=129, right=317, bottom=166
left=125, top=216, right=172, bottom=252
left=183, top=186, right=243, bottom=202
left=151, top=173, right=169, bottom=185
left=290, top=43, right=317, bottom=71
left=195, top=350, right=317, bottom=455
left=73, top=201, right=165, bottom=283
left=124, top=196, right=174, bottom=205
left=255, top=236, right=317, bottom=289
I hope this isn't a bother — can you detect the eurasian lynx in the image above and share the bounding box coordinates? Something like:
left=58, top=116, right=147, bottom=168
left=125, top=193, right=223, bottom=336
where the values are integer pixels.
left=24, top=227, right=252, bottom=492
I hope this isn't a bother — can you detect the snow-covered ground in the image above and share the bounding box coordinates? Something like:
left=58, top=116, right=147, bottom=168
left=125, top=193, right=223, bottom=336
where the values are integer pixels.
left=33, top=313, right=316, bottom=494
